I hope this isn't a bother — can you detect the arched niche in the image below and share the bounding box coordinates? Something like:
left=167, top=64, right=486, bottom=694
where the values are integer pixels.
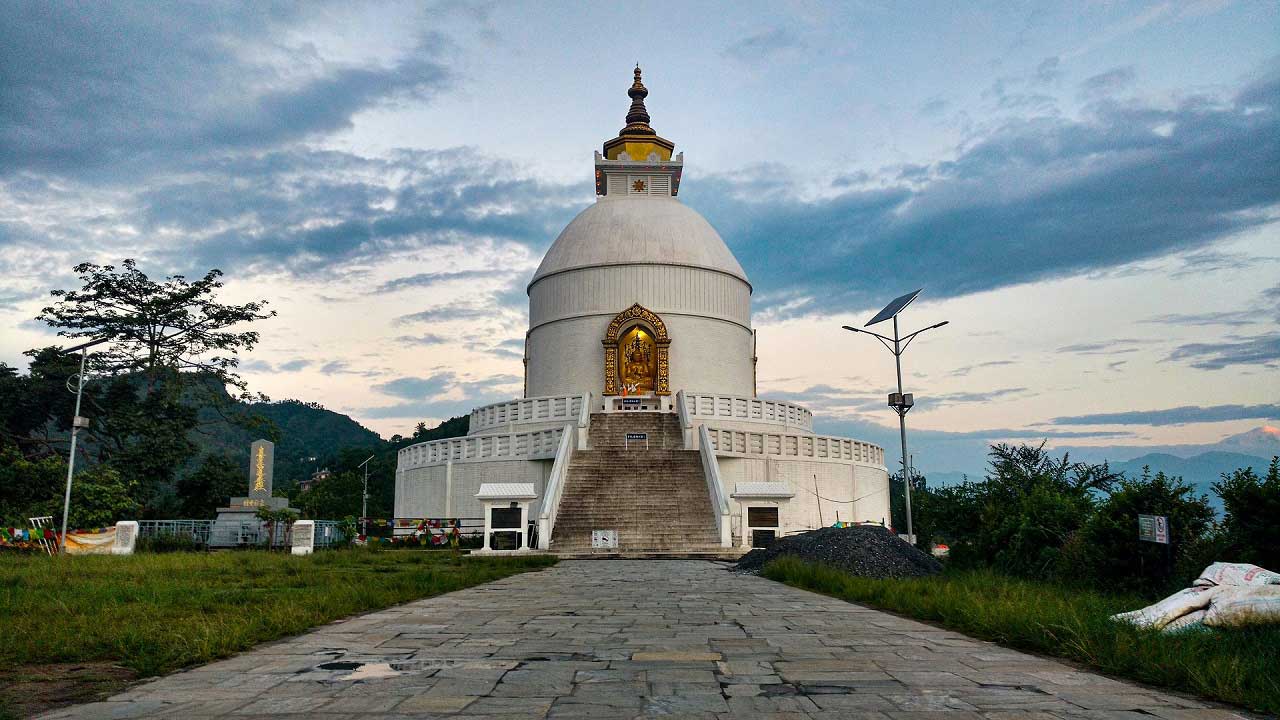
left=602, top=303, right=671, bottom=396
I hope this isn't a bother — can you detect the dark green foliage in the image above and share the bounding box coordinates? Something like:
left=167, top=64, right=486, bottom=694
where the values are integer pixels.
left=911, top=478, right=983, bottom=556
left=1063, top=468, right=1216, bottom=594
left=965, top=443, right=1117, bottom=576
left=0, top=447, right=137, bottom=528
left=764, top=558, right=1280, bottom=715
left=1214, top=457, right=1280, bottom=569
left=175, top=455, right=244, bottom=518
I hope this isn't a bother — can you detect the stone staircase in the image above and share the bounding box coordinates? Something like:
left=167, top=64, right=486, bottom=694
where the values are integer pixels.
left=549, top=412, right=724, bottom=555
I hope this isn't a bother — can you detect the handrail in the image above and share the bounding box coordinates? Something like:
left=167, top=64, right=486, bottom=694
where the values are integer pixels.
left=536, top=422, right=576, bottom=550
left=676, top=389, right=694, bottom=450
left=577, top=391, right=591, bottom=428
left=697, top=423, right=733, bottom=547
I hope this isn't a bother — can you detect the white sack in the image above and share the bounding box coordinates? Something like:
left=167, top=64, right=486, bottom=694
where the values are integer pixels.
left=1193, top=562, right=1280, bottom=587
left=1162, top=609, right=1208, bottom=634
left=1202, top=585, right=1280, bottom=627
left=1110, top=585, right=1218, bottom=630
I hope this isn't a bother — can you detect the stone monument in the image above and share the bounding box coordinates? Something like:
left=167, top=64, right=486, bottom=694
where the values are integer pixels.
left=209, top=439, right=298, bottom=547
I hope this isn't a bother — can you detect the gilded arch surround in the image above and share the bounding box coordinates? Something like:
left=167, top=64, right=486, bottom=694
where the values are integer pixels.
left=602, top=303, right=671, bottom=396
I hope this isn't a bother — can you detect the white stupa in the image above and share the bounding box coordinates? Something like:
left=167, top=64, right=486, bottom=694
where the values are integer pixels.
left=395, top=67, right=888, bottom=553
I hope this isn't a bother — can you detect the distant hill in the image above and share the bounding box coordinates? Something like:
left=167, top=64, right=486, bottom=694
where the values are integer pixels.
left=1110, top=451, right=1272, bottom=513
left=191, top=398, right=383, bottom=491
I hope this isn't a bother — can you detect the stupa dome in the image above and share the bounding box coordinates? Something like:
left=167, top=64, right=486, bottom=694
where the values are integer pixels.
left=529, top=196, right=750, bottom=289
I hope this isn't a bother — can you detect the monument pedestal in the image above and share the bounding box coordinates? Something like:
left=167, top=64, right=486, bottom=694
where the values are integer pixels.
left=211, top=497, right=298, bottom=547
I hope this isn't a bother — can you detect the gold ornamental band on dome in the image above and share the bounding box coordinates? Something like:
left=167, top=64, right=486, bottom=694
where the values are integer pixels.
left=603, top=65, right=675, bottom=162
left=602, top=303, right=671, bottom=396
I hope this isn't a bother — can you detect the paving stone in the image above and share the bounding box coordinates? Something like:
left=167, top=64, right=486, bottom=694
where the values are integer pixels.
left=31, top=561, right=1259, bottom=720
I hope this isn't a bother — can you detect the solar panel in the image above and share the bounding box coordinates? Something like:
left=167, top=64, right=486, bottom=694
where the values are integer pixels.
left=865, top=289, right=922, bottom=327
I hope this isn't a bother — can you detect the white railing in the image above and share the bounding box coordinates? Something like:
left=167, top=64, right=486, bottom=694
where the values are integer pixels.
left=537, top=423, right=576, bottom=550
left=698, top=424, right=733, bottom=547
left=676, top=389, right=694, bottom=449
left=682, top=393, right=814, bottom=431
left=469, top=394, right=585, bottom=435
left=398, top=426, right=564, bottom=470
left=703, top=427, right=884, bottom=467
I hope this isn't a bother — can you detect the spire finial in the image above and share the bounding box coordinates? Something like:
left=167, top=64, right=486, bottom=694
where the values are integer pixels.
left=601, top=64, right=675, bottom=161
left=624, top=65, right=652, bottom=132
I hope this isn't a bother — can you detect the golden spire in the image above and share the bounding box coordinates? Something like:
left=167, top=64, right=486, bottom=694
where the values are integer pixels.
left=603, top=65, right=675, bottom=161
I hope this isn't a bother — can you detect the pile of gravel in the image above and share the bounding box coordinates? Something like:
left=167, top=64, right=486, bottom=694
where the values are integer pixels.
left=735, top=525, right=943, bottom=578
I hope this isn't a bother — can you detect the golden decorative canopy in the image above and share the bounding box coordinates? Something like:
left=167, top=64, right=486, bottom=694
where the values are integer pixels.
left=602, top=66, right=675, bottom=162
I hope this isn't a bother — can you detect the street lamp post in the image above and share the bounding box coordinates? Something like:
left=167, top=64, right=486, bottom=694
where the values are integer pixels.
left=842, top=289, right=948, bottom=544
left=357, top=455, right=375, bottom=537
left=56, top=335, right=112, bottom=554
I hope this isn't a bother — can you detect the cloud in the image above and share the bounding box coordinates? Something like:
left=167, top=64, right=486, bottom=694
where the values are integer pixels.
left=395, top=333, right=449, bottom=346
left=1052, top=403, right=1280, bottom=426
left=1079, top=66, right=1136, bottom=98
left=277, top=359, right=311, bottom=372
left=1143, top=311, right=1262, bottom=327
left=374, top=373, right=455, bottom=400
left=684, top=62, right=1280, bottom=316
left=1166, top=333, right=1280, bottom=370
left=363, top=371, right=521, bottom=420
left=1055, top=338, right=1158, bottom=355
left=376, top=270, right=512, bottom=294
left=722, top=28, right=804, bottom=62
left=0, top=4, right=452, bottom=176
left=948, top=360, right=1016, bottom=377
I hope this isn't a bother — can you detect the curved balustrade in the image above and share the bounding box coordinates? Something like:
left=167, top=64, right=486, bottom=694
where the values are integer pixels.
left=681, top=393, right=814, bottom=431
left=703, top=427, right=884, bottom=467
left=468, top=394, right=586, bottom=435
left=398, top=427, right=564, bottom=470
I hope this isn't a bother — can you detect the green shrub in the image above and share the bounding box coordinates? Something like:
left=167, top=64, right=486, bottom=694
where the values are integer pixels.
left=1214, top=457, right=1280, bottom=569
left=1062, top=468, right=1215, bottom=594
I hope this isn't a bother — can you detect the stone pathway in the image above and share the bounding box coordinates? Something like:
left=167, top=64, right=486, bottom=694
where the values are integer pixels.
left=39, top=560, right=1250, bottom=719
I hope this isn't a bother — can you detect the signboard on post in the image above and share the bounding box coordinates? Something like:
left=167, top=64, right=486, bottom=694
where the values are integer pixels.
left=1138, top=514, right=1169, bottom=544
left=624, top=432, right=648, bottom=450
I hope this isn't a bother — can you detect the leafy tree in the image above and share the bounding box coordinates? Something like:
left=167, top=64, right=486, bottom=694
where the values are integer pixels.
left=888, top=467, right=927, bottom=533
left=1214, top=457, right=1280, bottom=570
left=0, top=446, right=137, bottom=528
left=175, top=454, right=245, bottom=518
left=296, top=469, right=366, bottom=521
left=56, top=464, right=139, bottom=528
left=911, top=478, right=984, bottom=556
left=0, top=446, right=64, bottom=525
left=35, top=259, right=274, bottom=513
left=1064, top=468, right=1215, bottom=593
left=969, top=443, right=1118, bottom=577
left=37, top=259, right=274, bottom=393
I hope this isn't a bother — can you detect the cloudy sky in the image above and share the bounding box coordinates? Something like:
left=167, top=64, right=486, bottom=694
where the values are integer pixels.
left=2, top=1, right=1278, bottom=474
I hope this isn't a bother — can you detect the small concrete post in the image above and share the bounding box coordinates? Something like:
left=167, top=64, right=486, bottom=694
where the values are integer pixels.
left=292, top=520, right=315, bottom=556
left=112, top=521, right=138, bottom=555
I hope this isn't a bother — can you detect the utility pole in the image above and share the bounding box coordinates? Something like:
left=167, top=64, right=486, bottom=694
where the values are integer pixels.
left=843, top=289, right=948, bottom=544
left=56, top=335, right=112, bottom=554
left=358, top=455, right=375, bottom=537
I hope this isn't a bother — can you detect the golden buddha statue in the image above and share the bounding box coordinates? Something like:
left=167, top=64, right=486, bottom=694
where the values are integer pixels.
left=618, top=328, right=655, bottom=393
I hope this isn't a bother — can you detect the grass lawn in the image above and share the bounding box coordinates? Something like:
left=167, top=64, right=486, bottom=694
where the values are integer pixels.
left=0, top=549, right=556, bottom=718
left=763, top=557, right=1280, bottom=716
